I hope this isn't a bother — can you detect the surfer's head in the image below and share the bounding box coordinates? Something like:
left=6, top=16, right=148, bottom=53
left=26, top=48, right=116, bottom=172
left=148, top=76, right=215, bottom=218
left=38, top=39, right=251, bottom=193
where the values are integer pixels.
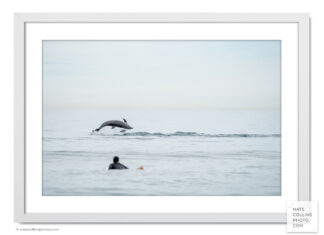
left=113, top=156, right=119, bottom=163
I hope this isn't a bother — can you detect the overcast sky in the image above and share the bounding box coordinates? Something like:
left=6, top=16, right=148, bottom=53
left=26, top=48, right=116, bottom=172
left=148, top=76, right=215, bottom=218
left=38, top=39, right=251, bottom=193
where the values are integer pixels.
left=43, top=40, right=280, bottom=110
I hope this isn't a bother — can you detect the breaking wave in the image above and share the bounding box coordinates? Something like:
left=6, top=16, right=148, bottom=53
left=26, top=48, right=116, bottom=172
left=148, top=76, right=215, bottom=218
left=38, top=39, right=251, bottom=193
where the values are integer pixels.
left=107, top=131, right=280, bottom=138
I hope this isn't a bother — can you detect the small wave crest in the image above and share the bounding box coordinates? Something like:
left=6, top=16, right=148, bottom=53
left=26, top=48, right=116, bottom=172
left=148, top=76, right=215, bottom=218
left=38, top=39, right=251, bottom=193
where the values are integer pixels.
left=93, top=131, right=280, bottom=138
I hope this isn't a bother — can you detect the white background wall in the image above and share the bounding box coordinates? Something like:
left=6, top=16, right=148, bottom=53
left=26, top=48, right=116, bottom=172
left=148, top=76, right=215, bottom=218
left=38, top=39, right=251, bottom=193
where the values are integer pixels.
left=0, top=0, right=322, bottom=234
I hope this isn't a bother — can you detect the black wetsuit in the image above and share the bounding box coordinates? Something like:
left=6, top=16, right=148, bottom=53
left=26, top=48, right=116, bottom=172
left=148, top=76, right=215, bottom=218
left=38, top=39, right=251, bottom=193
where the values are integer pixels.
left=108, top=163, right=128, bottom=170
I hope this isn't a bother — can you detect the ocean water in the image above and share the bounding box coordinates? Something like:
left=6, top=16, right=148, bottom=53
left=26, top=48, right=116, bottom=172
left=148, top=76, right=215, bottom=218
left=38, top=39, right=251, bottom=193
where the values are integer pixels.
left=42, top=109, right=281, bottom=196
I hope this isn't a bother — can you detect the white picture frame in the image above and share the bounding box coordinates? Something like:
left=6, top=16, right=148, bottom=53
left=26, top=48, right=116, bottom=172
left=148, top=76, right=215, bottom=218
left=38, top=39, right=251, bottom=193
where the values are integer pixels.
left=14, top=13, right=310, bottom=223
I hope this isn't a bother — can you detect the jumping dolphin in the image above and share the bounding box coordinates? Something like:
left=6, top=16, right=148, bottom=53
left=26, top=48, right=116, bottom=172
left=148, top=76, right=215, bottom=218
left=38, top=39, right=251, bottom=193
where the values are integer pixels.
left=94, top=119, right=133, bottom=132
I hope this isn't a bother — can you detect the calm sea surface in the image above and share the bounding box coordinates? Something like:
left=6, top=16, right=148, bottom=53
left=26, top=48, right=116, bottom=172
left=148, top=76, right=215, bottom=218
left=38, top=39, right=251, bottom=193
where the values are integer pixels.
left=42, top=109, right=281, bottom=196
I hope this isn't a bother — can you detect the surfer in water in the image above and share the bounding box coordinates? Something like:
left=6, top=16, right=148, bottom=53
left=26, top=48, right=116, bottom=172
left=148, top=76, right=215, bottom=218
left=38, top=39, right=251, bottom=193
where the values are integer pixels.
left=108, top=156, right=128, bottom=170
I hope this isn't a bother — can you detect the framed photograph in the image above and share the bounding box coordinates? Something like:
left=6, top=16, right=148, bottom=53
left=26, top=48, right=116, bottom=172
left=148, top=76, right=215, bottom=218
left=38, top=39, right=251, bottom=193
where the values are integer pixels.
left=14, top=13, right=310, bottom=223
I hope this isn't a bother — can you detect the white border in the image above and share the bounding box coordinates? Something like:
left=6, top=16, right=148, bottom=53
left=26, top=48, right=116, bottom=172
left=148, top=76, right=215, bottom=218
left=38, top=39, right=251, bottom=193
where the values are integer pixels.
left=26, top=23, right=297, bottom=213
left=14, top=13, right=310, bottom=223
